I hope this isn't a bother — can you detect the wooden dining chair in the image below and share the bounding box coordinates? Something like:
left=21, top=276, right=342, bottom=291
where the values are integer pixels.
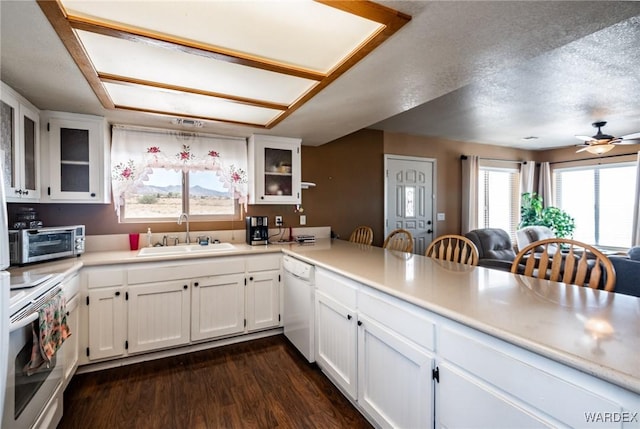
left=349, top=226, right=374, bottom=245
left=426, top=235, right=479, bottom=266
left=383, top=229, right=414, bottom=253
left=510, top=238, right=616, bottom=292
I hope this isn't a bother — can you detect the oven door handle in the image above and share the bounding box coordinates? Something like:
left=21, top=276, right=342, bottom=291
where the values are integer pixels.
left=9, top=312, right=39, bottom=333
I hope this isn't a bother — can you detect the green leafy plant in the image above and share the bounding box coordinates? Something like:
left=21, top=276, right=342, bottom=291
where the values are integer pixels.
left=519, top=192, right=576, bottom=239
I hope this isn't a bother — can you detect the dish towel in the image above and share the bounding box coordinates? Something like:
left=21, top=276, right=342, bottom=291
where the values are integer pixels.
left=25, top=290, right=71, bottom=375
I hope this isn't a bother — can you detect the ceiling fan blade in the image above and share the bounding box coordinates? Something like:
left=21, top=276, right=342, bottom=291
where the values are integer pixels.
left=576, top=146, right=590, bottom=153
left=575, top=135, right=594, bottom=142
left=621, top=132, right=640, bottom=140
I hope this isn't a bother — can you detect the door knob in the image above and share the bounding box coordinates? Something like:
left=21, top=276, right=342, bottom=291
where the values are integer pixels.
left=427, top=229, right=433, bottom=234
left=427, top=220, right=432, bottom=225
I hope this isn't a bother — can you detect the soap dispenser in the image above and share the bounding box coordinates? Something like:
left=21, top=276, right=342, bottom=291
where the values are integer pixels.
left=147, top=227, right=153, bottom=247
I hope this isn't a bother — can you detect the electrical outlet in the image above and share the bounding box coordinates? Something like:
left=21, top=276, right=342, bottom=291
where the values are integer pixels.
left=275, top=216, right=283, bottom=226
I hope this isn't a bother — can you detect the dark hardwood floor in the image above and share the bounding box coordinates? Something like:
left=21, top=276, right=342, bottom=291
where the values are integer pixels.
left=58, top=335, right=372, bottom=429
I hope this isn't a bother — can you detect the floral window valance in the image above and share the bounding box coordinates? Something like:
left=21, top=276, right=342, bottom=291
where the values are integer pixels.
left=111, top=125, right=248, bottom=217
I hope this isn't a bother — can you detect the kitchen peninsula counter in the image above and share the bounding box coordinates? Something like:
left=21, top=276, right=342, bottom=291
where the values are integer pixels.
left=282, top=239, right=640, bottom=396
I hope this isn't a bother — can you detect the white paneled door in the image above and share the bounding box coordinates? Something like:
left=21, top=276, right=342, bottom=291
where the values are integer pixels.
left=385, top=155, right=435, bottom=255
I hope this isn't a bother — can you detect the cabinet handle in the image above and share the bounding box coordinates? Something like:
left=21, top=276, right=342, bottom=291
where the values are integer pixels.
left=249, top=276, right=254, bottom=281
left=15, top=189, right=22, bottom=195
left=347, top=314, right=352, bottom=320
left=183, top=285, right=188, bottom=290
left=115, top=291, right=120, bottom=296
left=23, top=190, right=29, bottom=195
left=260, top=196, right=265, bottom=200
left=194, top=282, right=199, bottom=287
left=357, top=320, right=362, bottom=326
left=90, top=193, right=96, bottom=197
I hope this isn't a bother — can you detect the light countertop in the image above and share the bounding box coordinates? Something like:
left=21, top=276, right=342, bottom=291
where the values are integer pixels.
left=9, top=238, right=640, bottom=394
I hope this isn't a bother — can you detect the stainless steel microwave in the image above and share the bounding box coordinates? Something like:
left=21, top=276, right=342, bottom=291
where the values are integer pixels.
left=8, top=225, right=85, bottom=265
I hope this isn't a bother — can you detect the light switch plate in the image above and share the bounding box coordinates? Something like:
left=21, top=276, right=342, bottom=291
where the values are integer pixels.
left=437, top=212, right=445, bottom=221
left=300, top=215, right=306, bottom=225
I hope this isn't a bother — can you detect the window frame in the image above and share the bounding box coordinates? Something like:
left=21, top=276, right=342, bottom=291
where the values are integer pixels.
left=551, top=157, right=637, bottom=250
left=119, top=169, right=241, bottom=223
left=477, top=160, right=521, bottom=243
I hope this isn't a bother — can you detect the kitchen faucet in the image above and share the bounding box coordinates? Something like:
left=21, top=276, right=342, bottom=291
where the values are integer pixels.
left=177, top=212, right=191, bottom=244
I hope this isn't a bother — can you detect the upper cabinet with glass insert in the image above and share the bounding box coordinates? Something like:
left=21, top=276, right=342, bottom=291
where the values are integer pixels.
left=41, top=111, right=110, bottom=204
left=248, top=134, right=301, bottom=205
left=1, top=81, right=41, bottom=202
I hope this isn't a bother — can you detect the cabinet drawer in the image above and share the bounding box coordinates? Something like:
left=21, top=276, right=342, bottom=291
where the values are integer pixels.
left=128, top=257, right=245, bottom=284
left=439, top=325, right=622, bottom=427
left=84, top=267, right=125, bottom=289
left=359, top=287, right=435, bottom=351
left=316, top=268, right=358, bottom=309
left=246, top=254, right=280, bottom=272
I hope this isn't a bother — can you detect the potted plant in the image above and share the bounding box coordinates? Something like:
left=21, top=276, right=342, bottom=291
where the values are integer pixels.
left=519, top=192, right=576, bottom=239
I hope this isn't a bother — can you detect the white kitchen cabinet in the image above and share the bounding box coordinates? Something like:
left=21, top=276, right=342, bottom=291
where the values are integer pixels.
left=41, top=111, right=110, bottom=203
left=315, top=290, right=358, bottom=399
left=61, top=273, right=80, bottom=388
left=357, top=287, right=435, bottom=429
left=127, top=280, right=191, bottom=354
left=315, top=268, right=436, bottom=428
left=248, top=134, right=301, bottom=204
left=436, top=323, right=635, bottom=429
left=1, top=81, right=41, bottom=202
left=246, top=254, right=281, bottom=332
left=191, top=273, right=245, bottom=341
left=87, top=286, right=126, bottom=361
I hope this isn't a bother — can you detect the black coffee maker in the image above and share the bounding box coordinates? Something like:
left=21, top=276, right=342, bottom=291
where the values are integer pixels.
left=246, top=216, right=269, bottom=245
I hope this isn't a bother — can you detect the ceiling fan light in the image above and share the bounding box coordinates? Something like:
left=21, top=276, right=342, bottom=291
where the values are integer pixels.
left=585, top=144, right=615, bottom=155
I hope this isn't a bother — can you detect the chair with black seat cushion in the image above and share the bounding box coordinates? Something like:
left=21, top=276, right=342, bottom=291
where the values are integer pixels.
left=464, top=228, right=517, bottom=271
left=511, top=238, right=616, bottom=292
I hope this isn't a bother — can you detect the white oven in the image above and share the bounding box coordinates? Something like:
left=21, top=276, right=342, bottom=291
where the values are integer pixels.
left=3, top=276, right=64, bottom=429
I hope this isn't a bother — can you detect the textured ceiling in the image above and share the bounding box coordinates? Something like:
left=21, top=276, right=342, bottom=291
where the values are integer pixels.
left=2, top=1, right=640, bottom=149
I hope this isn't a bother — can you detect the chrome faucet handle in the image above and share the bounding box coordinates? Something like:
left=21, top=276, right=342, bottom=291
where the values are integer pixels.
left=168, top=235, right=179, bottom=246
left=162, top=235, right=168, bottom=246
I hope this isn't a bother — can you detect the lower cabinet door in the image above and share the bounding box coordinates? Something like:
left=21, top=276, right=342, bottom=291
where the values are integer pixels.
left=128, top=281, right=191, bottom=354
left=436, top=363, right=555, bottom=429
left=87, top=287, right=126, bottom=361
left=191, top=273, right=245, bottom=341
left=246, top=270, right=280, bottom=332
left=315, top=290, right=357, bottom=399
left=62, top=294, right=80, bottom=385
left=357, top=315, right=434, bottom=429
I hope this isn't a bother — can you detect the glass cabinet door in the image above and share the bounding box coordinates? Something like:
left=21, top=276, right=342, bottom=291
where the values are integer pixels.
left=20, top=106, right=39, bottom=197
left=47, top=115, right=103, bottom=201
left=0, top=90, right=39, bottom=201
left=0, top=97, right=17, bottom=196
left=264, top=147, right=294, bottom=197
left=249, top=135, right=301, bottom=205
left=59, top=126, right=90, bottom=193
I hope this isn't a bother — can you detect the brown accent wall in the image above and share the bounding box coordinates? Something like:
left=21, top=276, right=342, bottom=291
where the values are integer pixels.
left=301, top=129, right=385, bottom=245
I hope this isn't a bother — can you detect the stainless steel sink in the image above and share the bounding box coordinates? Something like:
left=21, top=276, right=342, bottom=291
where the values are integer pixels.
left=137, top=242, right=236, bottom=257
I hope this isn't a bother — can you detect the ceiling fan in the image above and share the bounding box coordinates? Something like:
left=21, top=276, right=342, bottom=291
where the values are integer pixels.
left=575, top=121, right=640, bottom=154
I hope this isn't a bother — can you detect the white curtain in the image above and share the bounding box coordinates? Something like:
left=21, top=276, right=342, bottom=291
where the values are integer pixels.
left=110, top=125, right=248, bottom=218
left=538, top=161, right=553, bottom=207
left=632, top=152, right=640, bottom=246
left=461, top=155, right=479, bottom=234
left=519, top=160, right=535, bottom=195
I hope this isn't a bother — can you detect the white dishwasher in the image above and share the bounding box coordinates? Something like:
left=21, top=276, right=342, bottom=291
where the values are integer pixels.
left=282, top=255, right=315, bottom=362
